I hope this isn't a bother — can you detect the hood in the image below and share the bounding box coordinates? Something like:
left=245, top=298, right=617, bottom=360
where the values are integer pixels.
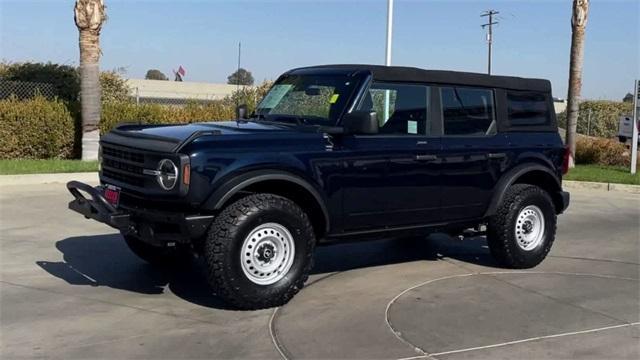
left=100, top=121, right=301, bottom=153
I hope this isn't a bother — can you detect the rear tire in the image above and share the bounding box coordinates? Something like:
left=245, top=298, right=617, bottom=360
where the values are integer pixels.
left=123, top=235, right=187, bottom=266
left=204, top=193, right=315, bottom=310
left=487, top=184, right=556, bottom=269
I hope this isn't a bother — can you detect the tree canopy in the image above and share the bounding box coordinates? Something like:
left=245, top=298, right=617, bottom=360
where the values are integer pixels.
left=227, top=68, right=254, bottom=86
left=145, top=69, right=168, bottom=81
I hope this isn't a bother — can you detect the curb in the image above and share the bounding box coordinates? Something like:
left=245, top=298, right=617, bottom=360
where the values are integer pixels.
left=563, top=180, right=640, bottom=194
left=0, top=172, right=98, bottom=187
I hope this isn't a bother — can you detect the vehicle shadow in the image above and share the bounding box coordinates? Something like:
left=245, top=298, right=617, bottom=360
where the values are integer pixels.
left=37, top=232, right=497, bottom=310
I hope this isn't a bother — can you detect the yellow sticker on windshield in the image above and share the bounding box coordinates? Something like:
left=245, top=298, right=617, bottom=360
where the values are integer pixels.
left=329, top=94, right=339, bottom=104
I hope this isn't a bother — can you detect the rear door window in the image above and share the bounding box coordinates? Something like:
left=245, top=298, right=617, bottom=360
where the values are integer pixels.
left=441, top=87, right=496, bottom=136
left=507, top=91, right=551, bottom=127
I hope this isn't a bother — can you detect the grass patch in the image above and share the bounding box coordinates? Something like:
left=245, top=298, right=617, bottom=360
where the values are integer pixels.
left=0, top=159, right=98, bottom=175
left=565, top=165, right=640, bottom=185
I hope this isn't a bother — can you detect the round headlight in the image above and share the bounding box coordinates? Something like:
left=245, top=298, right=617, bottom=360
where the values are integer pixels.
left=156, top=159, right=178, bottom=190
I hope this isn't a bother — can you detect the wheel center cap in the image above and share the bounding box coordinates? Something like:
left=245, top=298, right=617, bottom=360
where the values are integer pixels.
left=256, top=243, right=276, bottom=263
left=522, top=221, right=534, bottom=234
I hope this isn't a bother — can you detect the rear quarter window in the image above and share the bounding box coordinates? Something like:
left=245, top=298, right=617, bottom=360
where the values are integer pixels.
left=507, top=91, right=551, bottom=127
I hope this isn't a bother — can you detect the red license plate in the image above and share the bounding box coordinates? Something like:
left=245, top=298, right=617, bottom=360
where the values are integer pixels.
left=103, top=185, right=120, bottom=207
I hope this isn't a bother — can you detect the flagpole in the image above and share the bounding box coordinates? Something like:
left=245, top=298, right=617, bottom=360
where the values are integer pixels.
left=237, top=42, right=241, bottom=93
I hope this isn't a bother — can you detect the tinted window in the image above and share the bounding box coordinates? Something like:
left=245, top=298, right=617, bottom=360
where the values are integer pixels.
left=441, top=87, right=495, bottom=136
left=507, top=91, right=550, bottom=127
left=358, top=82, right=429, bottom=135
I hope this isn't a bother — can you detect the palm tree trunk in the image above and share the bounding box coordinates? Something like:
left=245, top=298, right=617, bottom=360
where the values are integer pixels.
left=79, top=30, right=101, bottom=160
left=565, top=0, right=589, bottom=168
left=75, top=0, right=106, bottom=161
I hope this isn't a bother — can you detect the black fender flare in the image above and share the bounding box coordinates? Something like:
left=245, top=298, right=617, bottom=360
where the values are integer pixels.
left=203, top=170, right=330, bottom=233
left=484, top=163, right=561, bottom=217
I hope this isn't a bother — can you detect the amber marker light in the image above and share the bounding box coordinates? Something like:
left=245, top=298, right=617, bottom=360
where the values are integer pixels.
left=183, top=164, right=191, bottom=185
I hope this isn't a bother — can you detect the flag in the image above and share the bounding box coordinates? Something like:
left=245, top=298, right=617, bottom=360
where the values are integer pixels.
left=177, top=66, right=186, bottom=77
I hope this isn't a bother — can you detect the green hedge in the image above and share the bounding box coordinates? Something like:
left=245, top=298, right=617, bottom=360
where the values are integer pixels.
left=100, top=100, right=235, bottom=134
left=558, top=101, right=633, bottom=138
left=0, top=96, right=75, bottom=159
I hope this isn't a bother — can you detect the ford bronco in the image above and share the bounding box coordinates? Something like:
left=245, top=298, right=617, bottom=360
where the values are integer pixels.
left=67, top=65, right=570, bottom=309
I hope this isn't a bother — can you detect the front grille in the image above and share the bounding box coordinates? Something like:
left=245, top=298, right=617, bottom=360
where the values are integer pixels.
left=101, top=144, right=146, bottom=187
left=102, top=146, right=144, bottom=163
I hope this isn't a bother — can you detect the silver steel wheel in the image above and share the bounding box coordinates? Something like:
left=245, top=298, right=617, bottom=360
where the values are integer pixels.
left=515, top=205, right=545, bottom=251
left=240, top=222, right=295, bottom=285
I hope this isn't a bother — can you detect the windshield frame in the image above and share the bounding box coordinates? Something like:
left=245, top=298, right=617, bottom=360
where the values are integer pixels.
left=254, top=71, right=370, bottom=127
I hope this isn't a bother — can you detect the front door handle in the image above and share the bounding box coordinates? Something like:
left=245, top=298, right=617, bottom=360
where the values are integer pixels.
left=416, top=154, right=438, bottom=162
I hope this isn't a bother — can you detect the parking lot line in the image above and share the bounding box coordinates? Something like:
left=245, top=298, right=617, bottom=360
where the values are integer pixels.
left=429, top=322, right=640, bottom=357
left=386, top=271, right=639, bottom=359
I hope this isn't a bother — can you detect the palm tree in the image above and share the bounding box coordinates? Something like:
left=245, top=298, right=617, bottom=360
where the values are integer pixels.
left=565, top=0, right=589, bottom=168
left=74, top=0, right=106, bottom=161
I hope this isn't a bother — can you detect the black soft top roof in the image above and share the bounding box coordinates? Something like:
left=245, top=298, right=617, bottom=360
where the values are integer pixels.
left=287, top=64, right=551, bottom=93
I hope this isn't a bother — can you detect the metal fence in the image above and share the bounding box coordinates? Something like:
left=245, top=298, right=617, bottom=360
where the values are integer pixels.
left=0, top=80, right=57, bottom=100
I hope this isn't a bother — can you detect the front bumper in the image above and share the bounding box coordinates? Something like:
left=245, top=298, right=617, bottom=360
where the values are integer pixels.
left=67, top=181, right=213, bottom=245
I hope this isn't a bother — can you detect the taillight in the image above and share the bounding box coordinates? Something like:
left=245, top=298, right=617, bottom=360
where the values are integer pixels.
left=562, top=146, right=571, bottom=175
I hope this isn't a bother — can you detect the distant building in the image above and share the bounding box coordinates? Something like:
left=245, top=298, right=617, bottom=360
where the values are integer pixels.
left=127, top=79, right=249, bottom=105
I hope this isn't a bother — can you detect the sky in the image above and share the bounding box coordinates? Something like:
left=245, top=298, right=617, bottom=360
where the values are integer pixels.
left=0, top=0, right=638, bottom=100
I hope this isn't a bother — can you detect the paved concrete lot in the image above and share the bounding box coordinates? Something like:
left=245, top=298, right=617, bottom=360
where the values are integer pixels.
left=1, top=184, right=638, bottom=359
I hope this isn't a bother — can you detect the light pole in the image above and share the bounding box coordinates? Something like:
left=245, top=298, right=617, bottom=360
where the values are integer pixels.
left=384, top=0, right=394, bottom=121
left=385, top=0, right=393, bottom=67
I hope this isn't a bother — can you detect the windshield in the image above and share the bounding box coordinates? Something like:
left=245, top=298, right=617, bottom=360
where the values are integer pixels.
left=255, top=74, right=359, bottom=126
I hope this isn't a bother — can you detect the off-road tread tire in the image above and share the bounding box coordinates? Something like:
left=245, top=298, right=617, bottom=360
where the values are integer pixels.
left=487, top=184, right=557, bottom=269
left=204, top=193, right=315, bottom=310
left=123, top=235, right=187, bottom=266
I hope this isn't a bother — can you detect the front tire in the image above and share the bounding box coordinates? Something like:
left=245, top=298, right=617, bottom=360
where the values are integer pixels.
left=204, top=193, right=315, bottom=309
left=487, top=184, right=557, bottom=268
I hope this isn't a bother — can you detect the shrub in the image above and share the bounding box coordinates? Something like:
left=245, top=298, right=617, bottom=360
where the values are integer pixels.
left=575, top=136, right=629, bottom=167
left=223, top=81, right=273, bottom=114
left=100, top=100, right=235, bottom=134
left=100, top=71, right=131, bottom=102
left=0, top=96, right=75, bottom=159
left=0, top=62, right=80, bottom=103
left=558, top=101, right=633, bottom=138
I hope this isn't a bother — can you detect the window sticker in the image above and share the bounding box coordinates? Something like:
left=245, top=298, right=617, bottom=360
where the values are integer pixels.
left=407, top=120, right=418, bottom=134
left=260, top=84, right=293, bottom=109
left=329, top=93, right=340, bottom=104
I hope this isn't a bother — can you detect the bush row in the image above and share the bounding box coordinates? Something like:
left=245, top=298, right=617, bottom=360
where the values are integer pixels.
left=100, top=101, right=235, bottom=134
left=575, top=136, right=630, bottom=167
left=0, top=80, right=272, bottom=158
left=557, top=100, right=633, bottom=138
left=0, top=96, right=75, bottom=159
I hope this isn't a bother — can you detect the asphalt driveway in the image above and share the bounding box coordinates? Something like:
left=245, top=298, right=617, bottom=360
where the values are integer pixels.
left=1, top=183, right=638, bottom=359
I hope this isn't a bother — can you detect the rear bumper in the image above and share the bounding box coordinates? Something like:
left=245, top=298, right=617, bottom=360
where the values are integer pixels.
left=557, top=190, right=570, bottom=214
left=67, top=181, right=213, bottom=245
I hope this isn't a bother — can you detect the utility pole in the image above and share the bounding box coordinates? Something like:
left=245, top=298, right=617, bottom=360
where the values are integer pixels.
left=481, top=10, right=499, bottom=75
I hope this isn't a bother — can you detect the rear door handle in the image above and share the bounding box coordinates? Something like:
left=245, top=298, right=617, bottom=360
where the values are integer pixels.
left=416, top=154, right=438, bottom=162
left=487, top=153, right=506, bottom=159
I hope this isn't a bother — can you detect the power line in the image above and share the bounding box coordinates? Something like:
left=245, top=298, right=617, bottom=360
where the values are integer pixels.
left=481, top=10, right=499, bottom=75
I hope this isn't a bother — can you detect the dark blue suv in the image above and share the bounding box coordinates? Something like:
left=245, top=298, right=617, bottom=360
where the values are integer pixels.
left=68, top=65, right=570, bottom=309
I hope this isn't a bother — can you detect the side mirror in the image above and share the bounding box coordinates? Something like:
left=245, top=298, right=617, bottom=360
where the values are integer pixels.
left=342, top=111, right=378, bottom=134
left=236, top=104, right=248, bottom=119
